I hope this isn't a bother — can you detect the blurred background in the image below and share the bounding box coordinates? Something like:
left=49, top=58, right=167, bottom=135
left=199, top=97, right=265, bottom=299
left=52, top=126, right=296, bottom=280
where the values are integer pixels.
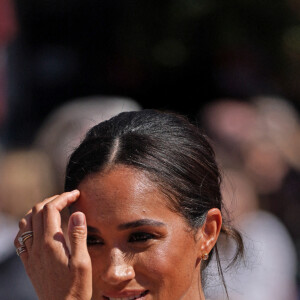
left=0, top=1, right=300, bottom=299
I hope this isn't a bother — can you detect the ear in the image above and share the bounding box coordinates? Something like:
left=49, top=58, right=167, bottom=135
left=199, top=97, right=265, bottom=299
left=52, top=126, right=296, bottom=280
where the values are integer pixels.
left=196, top=208, right=222, bottom=258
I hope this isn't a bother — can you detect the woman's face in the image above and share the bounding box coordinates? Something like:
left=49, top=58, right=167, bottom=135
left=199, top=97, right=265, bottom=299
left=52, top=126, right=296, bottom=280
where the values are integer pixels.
left=72, top=165, right=204, bottom=300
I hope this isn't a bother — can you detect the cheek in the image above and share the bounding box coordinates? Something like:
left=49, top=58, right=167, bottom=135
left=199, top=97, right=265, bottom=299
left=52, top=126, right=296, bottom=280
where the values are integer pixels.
left=136, top=237, right=198, bottom=292
left=88, top=251, right=100, bottom=278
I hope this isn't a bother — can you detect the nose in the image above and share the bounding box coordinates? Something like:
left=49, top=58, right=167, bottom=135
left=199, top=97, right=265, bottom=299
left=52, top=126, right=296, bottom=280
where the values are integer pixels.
left=101, top=248, right=135, bottom=285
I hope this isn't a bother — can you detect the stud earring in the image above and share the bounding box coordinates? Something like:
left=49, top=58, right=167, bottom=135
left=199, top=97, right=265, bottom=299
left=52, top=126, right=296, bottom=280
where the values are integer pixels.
left=202, top=253, right=209, bottom=261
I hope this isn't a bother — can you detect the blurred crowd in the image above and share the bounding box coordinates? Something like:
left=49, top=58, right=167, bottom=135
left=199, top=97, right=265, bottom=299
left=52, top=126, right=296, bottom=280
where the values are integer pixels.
left=201, top=96, right=300, bottom=300
left=1, top=94, right=300, bottom=300
left=0, top=1, right=300, bottom=300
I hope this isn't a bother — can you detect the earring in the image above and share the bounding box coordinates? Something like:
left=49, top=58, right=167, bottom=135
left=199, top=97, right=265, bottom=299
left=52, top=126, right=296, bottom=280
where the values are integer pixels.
left=202, top=253, right=209, bottom=261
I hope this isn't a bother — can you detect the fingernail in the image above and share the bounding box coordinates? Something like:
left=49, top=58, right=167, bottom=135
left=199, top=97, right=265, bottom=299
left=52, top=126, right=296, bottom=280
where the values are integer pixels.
left=72, top=213, right=85, bottom=227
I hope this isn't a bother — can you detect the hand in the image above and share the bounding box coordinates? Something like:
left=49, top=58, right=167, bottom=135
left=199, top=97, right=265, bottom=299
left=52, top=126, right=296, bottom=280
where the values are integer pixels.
left=14, top=190, right=92, bottom=300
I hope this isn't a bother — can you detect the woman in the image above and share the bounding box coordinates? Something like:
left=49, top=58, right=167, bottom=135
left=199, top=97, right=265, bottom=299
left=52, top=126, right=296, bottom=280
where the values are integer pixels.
left=15, top=109, right=243, bottom=300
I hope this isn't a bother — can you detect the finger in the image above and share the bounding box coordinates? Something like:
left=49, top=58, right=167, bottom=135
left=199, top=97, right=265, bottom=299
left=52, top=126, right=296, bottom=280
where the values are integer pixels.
left=14, top=235, right=28, bottom=262
left=16, top=196, right=57, bottom=250
left=18, top=212, right=32, bottom=231
left=43, top=190, right=80, bottom=238
left=15, top=213, right=33, bottom=253
left=15, top=195, right=59, bottom=266
left=68, top=212, right=92, bottom=298
left=23, top=232, right=34, bottom=248
left=45, top=190, right=80, bottom=213
left=16, top=245, right=28, bottom=263
left=68, top=212, right=91, bottom=267
left=31, top=195, right=59, bottom=243
left=15, top=231, right=30, bottom=263
left=16, top=231, right=33, bottom=263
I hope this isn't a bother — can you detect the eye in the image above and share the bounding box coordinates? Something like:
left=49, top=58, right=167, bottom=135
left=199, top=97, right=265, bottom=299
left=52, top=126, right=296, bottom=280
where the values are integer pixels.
left=87, top=235, right=104, bottom=246
left=128, top=232, right=156, bottom=243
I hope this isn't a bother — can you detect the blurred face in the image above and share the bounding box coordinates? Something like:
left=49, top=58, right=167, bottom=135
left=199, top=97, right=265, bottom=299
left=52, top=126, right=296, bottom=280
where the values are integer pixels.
left=72, top=165, right=203, bottom=300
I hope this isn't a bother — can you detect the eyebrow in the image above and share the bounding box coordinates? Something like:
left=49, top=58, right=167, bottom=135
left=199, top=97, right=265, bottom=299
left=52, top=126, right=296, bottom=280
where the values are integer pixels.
left=118, top=219, right=166, bottom=230
left=87, top=219, right=165, bottom=233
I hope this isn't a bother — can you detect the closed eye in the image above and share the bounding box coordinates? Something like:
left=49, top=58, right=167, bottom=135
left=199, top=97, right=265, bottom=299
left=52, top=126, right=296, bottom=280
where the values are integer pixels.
left=128, top=232, right=156, bottom=243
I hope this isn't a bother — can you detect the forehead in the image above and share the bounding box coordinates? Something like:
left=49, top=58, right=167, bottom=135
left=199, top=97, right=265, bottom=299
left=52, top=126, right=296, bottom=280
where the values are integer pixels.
left=74, top=165, right=173, bottom=221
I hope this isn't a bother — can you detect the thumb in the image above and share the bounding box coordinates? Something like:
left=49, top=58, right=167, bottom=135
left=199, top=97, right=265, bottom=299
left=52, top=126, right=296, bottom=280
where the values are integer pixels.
left=68, top=213, right=92, bottom=299
left=68, top=212, right=89, bottom=260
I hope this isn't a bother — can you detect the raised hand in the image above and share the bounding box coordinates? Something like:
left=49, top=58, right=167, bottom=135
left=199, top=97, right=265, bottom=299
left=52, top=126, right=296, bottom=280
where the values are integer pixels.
left=14, top=190, right=92, bottom=300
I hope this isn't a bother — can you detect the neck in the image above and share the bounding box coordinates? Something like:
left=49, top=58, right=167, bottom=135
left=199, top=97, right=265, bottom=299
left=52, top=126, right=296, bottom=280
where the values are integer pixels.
left=182, top=264, right=206, bottom=300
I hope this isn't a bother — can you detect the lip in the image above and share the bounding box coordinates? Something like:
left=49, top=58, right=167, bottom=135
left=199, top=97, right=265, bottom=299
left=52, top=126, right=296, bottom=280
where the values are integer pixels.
left=103, top=289, right=149, bottom=300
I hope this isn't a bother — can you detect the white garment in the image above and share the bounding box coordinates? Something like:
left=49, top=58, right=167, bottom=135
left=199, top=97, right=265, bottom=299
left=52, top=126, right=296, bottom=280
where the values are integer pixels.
left=204, top=210, right=298, bottom=300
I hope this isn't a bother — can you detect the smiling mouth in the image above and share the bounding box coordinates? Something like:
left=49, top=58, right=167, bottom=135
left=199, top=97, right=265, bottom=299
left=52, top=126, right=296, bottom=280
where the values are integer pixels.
left=103, top=290, right=149, bottom=300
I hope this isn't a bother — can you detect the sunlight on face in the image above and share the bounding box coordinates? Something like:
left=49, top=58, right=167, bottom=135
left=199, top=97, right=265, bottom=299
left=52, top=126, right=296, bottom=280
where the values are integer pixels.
left=72, top=165, right=203, bottom=300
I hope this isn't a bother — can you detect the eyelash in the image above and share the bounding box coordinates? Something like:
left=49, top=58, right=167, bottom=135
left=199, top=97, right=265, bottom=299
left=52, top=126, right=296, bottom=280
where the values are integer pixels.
left=87, top=235, right=104, bottom=246
left=86, top=232, right=156, bottom=246
left=128, top=232, right=156, bottom=243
